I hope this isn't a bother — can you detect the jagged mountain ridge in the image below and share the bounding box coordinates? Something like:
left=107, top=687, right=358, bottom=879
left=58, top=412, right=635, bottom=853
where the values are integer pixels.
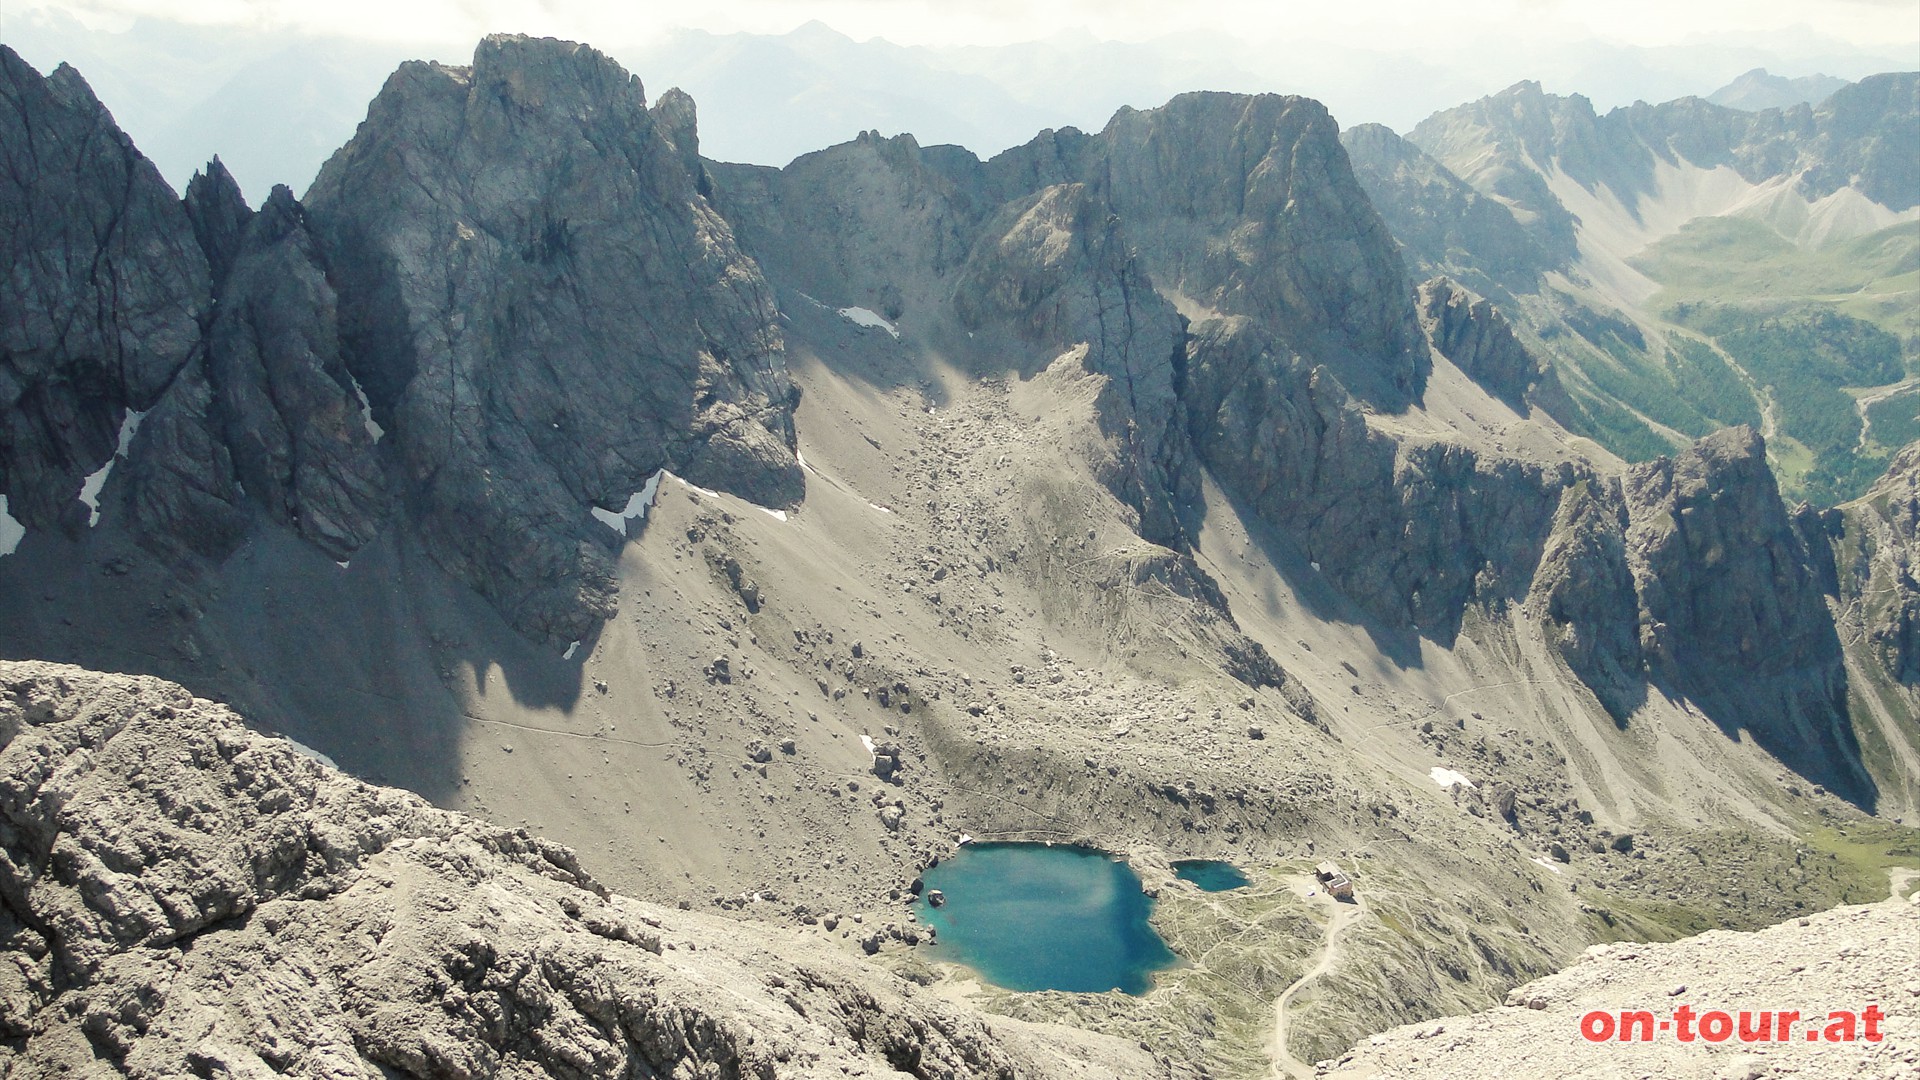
left=2, top=34, right=1918, bottom=1077
left=1345, top=75, right=1919, bottom=507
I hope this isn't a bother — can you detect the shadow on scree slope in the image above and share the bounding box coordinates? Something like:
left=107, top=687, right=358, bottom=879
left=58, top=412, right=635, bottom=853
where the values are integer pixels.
left=0, top=507, right=606, bottom=805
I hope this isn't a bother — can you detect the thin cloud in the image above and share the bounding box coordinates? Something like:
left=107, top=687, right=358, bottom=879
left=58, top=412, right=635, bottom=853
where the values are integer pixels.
left=9, top=0, right=1917, bottom=50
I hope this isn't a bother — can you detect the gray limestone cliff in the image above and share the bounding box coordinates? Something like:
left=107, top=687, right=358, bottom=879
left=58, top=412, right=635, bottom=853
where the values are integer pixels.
left=182, top=157, right=253, bottom=292
left=1085, top=93, right=1428, bottom=411
left=1623, top=426, right=1866, bottom=798
left=953, top=182, right=1192, bottom=545
left=1416, top=277, right=1568, bottom=413
left=1527, top=478, right=1643, bottom=721
left=205, top=186, right=386, bottom=560
left=1341, top=122, right=1565, bottom=296
left=981, top=93, right=1428, bottom=412
left=0, top=46, right=209, bottom=534
left=1180, top=314, right=1574, bottom=640
left=1836, top=445, right=1920, bottom=683
left=304, top=35, right=802, bottom=642
left=709, top=88, right=1429, bottom=555
left=1625, top=427, right=1840, bottom=683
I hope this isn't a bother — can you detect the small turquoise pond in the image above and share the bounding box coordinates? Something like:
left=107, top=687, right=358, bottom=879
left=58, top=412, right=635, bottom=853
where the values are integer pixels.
left=915, top=843, right=1177, bottom=994
left=1172, top=859, right=1251, bottom=892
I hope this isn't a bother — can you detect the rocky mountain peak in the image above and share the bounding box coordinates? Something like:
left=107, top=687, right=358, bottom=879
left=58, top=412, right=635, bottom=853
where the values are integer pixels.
left=1341, top=123, right=1570, bottom=292
left=1624, top=425, right=1868, bottom=798
left=0, top=45, right=208, bottom=533
left=304, top=34, right=802, bottom=642
left=1090, top=91, right=1429, bottom=410
left=1804, top=71, right=1920, bottom=210
left=183, top=156, right=252, bottom=292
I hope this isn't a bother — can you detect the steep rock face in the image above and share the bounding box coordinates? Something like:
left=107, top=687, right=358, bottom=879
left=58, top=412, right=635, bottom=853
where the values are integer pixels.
left=1801, top=72, right=1920, bottom=211
left=0, top=661, right=1158, bottom=1079
left=713, top=90, right=1435, bottom=566
left=1341, top=123, right=1563, bottom=296
left=205, top=187, right=386, bottom=560
left=182, top=157, right=253, bottom=292
left=1527, top=479, right=1643, bottom=720
left=1625, top=427, right=1838, bottom=679
left=709, top=90, right=1435, bottom=658
left=1403, top=82, right=1585, bottom=268
left=120, top=361, right=250, bottom=560
left=0, top=47, right=209, bottom=533
left=1839, top=444, right=1920, bottom=682
left=649, top=87, right=712, bottom=200
left=1624, top=427, right=1865, bottom=797
left=709, top=129, right=988, bottom=328
left=993, top=94, right=1428, bottom=411
left=304, top=35, right=802, bottom=642
left=1416, top=277, right=1565, bottom=411
left=1182, top=316, right=1573, bottom=638
left=954, top=182, right=1191, bottom=543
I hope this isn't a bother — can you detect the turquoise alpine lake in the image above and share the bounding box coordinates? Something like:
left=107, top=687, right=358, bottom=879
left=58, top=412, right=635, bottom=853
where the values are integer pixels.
left=914, top=842, right=1177, bottom=994
left=1171, top=859, right=1251, bottom=892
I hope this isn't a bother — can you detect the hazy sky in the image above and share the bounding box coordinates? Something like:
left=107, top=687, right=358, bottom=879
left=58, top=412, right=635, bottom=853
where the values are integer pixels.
left=5, top=0, right=1914, bottom=197
left=16, top=0, right=1920, bottom=51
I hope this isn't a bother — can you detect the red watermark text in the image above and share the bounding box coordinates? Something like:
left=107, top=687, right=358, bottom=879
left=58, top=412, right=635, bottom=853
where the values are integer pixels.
left=1579, top=1005, right=1885, bottom=1044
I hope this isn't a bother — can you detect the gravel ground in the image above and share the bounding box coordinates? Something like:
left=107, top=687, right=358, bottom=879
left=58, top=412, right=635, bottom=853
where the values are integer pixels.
left=1321, top=890, right=1920, bottom=1079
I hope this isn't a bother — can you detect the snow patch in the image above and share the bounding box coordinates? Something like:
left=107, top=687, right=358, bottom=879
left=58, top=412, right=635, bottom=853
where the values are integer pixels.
left=562, top=640, right=580, bottom=661
left=78, top=410, right=146, bottom=526
left=349, top=375, right=384, bottom=442
left=668, top=472, right=790, bottom=522
left=837, top=306, right=900, bottom=339
left=283, top=737, right=340, bottom=771
left=0, top=496, right=23, bottom=556
left=868, top=502, right=893, bottom=514
left=672, top=474, right=724, bottom=500
left=334, top=560, right=350, bottom=570
left=1430, top=766, right=1475, bottom=789
left=1530, top=856, right=1564, bottom=875
left=592, top=471, right=664, bottom=537
left=859, top=734, right=877, bottom=760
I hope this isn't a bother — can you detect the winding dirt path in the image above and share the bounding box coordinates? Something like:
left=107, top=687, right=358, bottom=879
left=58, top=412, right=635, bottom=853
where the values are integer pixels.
left=1270, top=883, right=1367, bottom=1079
left=1889, top=866, right=1920, bottom=902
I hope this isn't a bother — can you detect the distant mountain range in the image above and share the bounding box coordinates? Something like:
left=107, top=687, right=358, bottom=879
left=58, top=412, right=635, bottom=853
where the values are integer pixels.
left=1346, top=72, right=1919, bottom=503
left=1709, top=67, right=1853, bottom=111
left=4, top=9, right=1910, bottom=198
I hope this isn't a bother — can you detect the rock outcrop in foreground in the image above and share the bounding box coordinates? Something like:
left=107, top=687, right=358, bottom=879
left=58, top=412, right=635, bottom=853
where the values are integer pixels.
left=0, top=661, right=1155, bottom=1079
left=1323, top=891, right=1918, bottom=1079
